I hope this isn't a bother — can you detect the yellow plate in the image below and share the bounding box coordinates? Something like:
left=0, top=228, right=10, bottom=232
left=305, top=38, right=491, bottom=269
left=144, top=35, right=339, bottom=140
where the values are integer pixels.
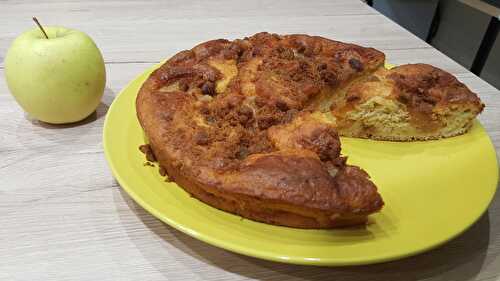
left=103, top=63, right=499, bottom=266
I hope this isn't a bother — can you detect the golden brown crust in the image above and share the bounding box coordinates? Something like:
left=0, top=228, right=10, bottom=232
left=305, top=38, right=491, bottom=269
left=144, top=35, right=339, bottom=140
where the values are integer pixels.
left=137, top=32, right=386, bottom=228
left=136, top=32, right=479, bottom=228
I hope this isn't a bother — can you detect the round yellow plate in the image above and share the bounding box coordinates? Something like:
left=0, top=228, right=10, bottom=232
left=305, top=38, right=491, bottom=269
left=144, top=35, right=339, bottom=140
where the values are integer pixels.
left=103, top=63, right=498, bottom=266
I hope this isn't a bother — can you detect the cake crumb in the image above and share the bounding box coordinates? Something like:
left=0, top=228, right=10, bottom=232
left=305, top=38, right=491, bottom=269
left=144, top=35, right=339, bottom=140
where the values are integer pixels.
left=139, top=144, right=157, bottom=162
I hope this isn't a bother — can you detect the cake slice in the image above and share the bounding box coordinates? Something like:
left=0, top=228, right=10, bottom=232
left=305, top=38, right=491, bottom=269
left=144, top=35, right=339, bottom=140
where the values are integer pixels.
left=329, top=64, right=484, bottom=141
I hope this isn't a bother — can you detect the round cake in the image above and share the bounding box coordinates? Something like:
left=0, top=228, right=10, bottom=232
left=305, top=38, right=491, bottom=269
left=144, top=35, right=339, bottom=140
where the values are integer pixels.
left=136, top=32, right=483, bottom=228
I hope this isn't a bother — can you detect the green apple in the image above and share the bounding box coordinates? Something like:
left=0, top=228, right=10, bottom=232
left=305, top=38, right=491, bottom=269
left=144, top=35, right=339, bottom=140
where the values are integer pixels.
left=4, top=26, right=106, bottom=124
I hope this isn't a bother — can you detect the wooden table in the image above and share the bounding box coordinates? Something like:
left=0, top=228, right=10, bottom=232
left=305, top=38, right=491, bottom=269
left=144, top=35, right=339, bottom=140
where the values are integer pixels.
left=1, top=1, right=499, bottom=280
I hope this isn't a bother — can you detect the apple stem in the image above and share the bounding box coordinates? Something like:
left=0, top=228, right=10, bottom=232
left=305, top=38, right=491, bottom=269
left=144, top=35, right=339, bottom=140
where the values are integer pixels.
left=32, top=17, right=49, bottom=39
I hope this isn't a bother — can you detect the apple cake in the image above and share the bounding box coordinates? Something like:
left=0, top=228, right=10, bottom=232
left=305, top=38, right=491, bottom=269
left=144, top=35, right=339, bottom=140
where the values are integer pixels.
left=136, top=32, right=483, bottom=228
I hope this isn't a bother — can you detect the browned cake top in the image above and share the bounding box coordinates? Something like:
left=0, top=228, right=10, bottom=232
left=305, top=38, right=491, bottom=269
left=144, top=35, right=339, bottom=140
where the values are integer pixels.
left=388, top=64, right=483, bottom=118
left=137, top=32, right=390, bottom=214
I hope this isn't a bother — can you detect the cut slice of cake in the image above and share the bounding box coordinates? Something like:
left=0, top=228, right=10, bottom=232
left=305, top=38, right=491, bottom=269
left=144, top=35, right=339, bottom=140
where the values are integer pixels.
left=329, top=64, right=484, bottom=141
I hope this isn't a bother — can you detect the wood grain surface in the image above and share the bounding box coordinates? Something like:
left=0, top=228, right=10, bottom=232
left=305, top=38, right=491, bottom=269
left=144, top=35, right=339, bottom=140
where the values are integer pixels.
left=1, top=1, right=499, bottom=280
